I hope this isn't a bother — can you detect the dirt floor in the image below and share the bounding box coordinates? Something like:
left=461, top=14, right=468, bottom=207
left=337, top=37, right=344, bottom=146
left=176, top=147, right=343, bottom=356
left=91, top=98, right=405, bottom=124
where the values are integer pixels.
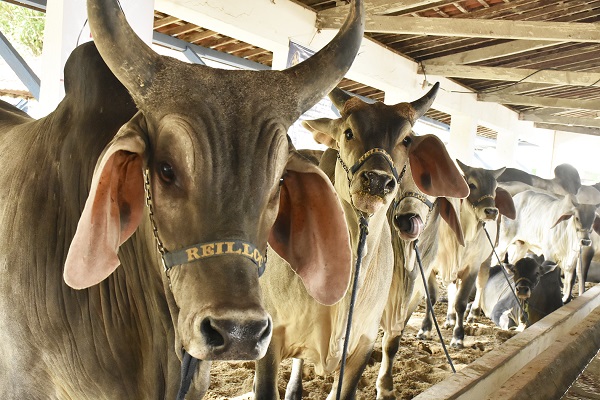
left=201, top=283, right=520, bottom=400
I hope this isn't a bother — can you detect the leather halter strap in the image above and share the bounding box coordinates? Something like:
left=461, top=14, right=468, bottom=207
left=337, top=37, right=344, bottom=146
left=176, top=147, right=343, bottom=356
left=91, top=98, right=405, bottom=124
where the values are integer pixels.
left=163, top=240, right=267, bottom=276
left=337, top=148, right=402, bottom=183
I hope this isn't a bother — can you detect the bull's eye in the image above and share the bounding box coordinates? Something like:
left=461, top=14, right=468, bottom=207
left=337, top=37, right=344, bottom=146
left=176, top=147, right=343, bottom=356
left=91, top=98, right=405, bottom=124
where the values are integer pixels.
left=402, top=136, right=412, bottom=147
left=158, top=162, right=175, bottom=183
left=469, top=183, right=477, bottom=190
left=344, top=128, right=354, bottom=141
left=279, top=177, right=284, bottom=186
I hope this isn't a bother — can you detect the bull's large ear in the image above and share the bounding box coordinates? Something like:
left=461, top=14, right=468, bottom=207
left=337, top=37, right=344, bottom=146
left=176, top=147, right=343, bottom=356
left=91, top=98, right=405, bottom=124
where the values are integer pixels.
left=496, top=187, right=516, bottom=220
left=594, top=213, right=600, bottom=235
left=438, top=197, right=464, bottom=246
left=302, top=118, right=341, bottom=149
left=550, top=212, right=574, bottom=228
left=64, top=112, right=147, bottom=289
left=409, top=134, right=469, bottom=198
left=269, top=151, right=351, bottom=305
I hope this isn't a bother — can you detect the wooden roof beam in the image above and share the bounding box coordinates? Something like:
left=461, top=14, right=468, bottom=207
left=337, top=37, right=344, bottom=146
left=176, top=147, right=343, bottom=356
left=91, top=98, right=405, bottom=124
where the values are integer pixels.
left=534, top=123, right=600, bottom=136
left=319, top=16, right=600, bottom=43
left=478, top=93, right=600, bottom=111
left=318, top=1, right=443, bottom=19
left=424, top=40, right=563, bottom=65
left=520, top=111, right=600, bottom=129
left=418, top=64, right=600, bottom=87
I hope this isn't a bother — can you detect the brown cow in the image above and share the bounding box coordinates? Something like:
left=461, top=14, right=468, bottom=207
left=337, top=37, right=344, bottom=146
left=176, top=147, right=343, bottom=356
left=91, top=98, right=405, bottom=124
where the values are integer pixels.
left=254, top=84, right=468, bottom=399
left=0, top=0, right=364, bottom=397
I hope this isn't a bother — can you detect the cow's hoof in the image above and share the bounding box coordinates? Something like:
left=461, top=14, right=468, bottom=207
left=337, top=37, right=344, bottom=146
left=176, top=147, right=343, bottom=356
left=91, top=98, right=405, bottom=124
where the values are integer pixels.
left=450, top=339, right=464, bottom=349
left=376, top=387, right=395, bottom=400
left=416, top=330, right=431, bottom=340
left=443, top=320, right=455, bottom=329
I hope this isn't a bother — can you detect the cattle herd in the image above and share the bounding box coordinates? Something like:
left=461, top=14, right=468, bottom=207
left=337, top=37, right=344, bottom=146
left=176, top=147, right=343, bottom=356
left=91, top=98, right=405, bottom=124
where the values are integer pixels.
left=0, top=0, right=597, bottom=399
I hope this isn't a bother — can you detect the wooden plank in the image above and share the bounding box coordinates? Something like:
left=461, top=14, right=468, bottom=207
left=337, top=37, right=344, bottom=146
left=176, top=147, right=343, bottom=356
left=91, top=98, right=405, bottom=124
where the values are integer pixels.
left=317, top=0, right=443, bottom=19
left=424, top=40, right=562, bottom=65
left=534, top=123, right=600, bottom=136
left=154, top=15, right=180, bottom=29
left=520, top=112, right=600, bottom=128
left=418, top=64, right=600, bottom=87
left=478, top=93, right=600, bottom=111
left=319, top=16, right=600, bottom=43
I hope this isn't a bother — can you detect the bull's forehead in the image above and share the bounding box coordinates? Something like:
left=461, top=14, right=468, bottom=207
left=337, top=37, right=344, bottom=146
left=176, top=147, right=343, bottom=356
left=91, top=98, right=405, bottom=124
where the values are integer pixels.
left=466, top=169, right=497, bottom=197
left=576, top=204, right=598, bottom=227
left=346, top=105, right=412, bottom=153
left=515, top=258, right=539, bottom=279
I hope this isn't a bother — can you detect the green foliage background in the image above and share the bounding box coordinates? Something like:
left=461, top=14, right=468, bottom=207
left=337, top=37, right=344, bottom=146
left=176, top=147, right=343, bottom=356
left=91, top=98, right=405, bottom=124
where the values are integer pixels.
left=0, top=2, right=45, bottom=56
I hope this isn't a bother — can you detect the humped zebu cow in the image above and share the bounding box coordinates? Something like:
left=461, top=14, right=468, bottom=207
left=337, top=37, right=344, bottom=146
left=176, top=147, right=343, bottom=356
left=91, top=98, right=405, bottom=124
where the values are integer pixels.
left=480, top=258, right=563, bottom=330
left=253, top=84, right=469, bottom=399
left=417, top=161, right=516, bottom=348
left=496, top=190, right=600, bottom=303
left=376, top=163, right=464, bottom=399
left=0, top=0, right=366, bottom=397
left=498, top=163, right=581, bottom=197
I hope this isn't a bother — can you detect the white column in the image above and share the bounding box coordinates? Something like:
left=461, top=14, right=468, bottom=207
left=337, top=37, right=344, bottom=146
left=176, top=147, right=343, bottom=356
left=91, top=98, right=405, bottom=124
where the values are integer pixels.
left=38, top=0, right=154, bottom=116
left=496, top=129, right=519, bottom=168
left=448, top=113, right=477, bottom=165
left=271, top=45, right=291, bottom=70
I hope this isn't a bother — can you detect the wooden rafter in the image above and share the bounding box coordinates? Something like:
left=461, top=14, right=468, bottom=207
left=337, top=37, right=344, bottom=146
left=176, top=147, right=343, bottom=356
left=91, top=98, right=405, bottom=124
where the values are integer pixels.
left=520, top=111, right=600, bottom=129
left=319, top=16, right=600, bottom=43
left=534, top=123, right=600, bottom=136
left=418, top=64, right=600, bottom=87
left=477, top=93, right=600, bottom=111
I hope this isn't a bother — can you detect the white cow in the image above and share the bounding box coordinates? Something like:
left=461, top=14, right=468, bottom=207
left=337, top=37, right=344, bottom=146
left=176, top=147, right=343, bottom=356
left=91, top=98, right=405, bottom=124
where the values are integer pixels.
left=252, top=84, right=468, bottom=399
left=497, top=190, right=600, bottom=302
left=418, top=161, right=516, bottom=348
left=376, top=163, right=463, bottom=400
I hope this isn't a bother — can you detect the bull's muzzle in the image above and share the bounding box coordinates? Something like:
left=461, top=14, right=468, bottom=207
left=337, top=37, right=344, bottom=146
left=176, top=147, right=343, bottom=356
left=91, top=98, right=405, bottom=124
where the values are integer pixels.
left=197, top=314, right=272, bottom=360
left=516, top=285, right=531, bottom=300
left=361, top=170, right=396, bottom=196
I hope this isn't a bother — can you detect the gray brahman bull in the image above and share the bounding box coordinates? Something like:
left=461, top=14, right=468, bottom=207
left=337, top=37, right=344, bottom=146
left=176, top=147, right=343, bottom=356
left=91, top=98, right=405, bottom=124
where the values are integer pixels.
left=0, top=0, right=365, bottom=397
left=496, top=190, right=600, bottom=303
left=418, top=161, right=516, bottom=348
left=253, top=84, right=469, bottom=399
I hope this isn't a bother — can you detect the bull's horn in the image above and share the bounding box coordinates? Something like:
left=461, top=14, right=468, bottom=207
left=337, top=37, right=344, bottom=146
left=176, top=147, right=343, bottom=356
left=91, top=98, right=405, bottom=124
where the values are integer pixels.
left=86, top=0, right=160, bottom=102
left=284, top=0, right=364, bottom=118
left=407, top=82, right=440, bottom=124
left=329, top=87, right=354, bottom=112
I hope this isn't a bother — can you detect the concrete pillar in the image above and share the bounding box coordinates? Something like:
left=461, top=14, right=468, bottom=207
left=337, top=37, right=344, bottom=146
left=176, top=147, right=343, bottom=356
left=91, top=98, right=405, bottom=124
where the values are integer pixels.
left=271, top=44, right=291, bottom=70
left=38, top=0, right=154, bottom=116
left=448, top=113, right=477, bottom=165
left=496, top=128, right=519, bottom=168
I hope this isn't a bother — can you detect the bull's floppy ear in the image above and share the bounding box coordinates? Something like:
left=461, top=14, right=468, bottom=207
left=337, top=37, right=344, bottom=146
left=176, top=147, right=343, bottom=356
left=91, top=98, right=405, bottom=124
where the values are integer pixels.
left=64, top=112, right=148, bottom=289
left=302, top=118, right=341, bottom=149
left=438, top=197, right=464, bottom=246
left=495, top=187, right=516, bottom=220
left=551, top=213, right=574, bottom=229
left=268, top=151, right=351, bottom=306
left=593, top=215, right=600, bottom=235
left=409, top=134, right=469, bottom=198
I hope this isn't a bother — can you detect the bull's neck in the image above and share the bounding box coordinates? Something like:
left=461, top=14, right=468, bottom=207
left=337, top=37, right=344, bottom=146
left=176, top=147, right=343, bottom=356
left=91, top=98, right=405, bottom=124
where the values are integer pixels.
left=460, top=200, right=484, bottom=242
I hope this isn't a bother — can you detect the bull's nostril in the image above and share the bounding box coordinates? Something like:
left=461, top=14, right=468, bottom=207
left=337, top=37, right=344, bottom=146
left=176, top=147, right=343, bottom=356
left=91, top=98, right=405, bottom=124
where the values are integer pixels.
left=200, top=318, right=226, bottom=348
left=259, top=319, right=272, bottom=343
left=485, top=208, right=498, bottom=216
left=582, top=239, right=592, bottom=246
left=384, top=178, right=396, bottom=194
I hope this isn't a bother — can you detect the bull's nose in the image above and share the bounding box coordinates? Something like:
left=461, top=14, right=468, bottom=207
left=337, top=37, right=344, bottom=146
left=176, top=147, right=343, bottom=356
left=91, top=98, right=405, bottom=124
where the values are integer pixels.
left=199, top=316, right=272, bottom=359
left=362, top=171, right=396, bottom=195
left=581, top=238, right=592, bottom=246
left=484, top=208, right=499, bottom=218
left=516, top=286, right=531, bottom=299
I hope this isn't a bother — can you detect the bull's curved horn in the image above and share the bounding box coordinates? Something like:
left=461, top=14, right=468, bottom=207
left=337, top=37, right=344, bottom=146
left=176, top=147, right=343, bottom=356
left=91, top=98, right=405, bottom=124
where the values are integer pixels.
left=329, top=87, right=354, bottom=112
left=284, top=0, right=364, bottom=118
left=407, top=82, right=440, bottom=124
left=86, top=0, right=160, bottom=102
